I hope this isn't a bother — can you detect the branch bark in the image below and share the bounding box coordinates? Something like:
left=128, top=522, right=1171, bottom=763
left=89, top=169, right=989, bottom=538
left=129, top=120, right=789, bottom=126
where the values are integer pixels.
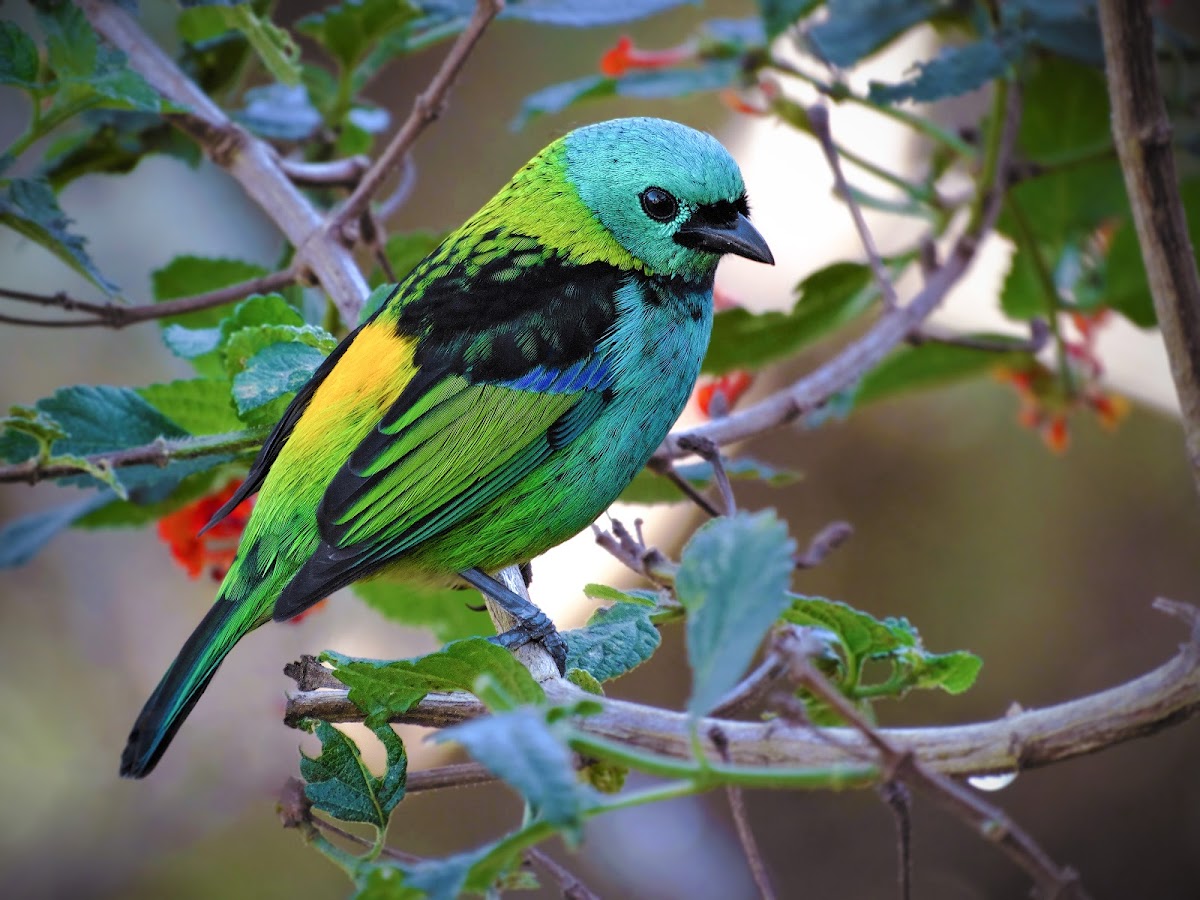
left=79, top=1, right=368, bottom=323
left=287, top=600, right=1200, bottom=781
left=1098, top=0, right=1200, bottom=497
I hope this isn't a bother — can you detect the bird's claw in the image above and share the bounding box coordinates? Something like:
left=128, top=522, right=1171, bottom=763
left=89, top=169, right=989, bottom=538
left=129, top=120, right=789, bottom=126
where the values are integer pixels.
left=492, top=618, right=568, bottom=676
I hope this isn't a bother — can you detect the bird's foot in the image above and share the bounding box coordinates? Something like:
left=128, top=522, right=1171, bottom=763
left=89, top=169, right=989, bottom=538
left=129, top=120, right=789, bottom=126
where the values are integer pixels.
left=491, top=610, right=568, bottom=676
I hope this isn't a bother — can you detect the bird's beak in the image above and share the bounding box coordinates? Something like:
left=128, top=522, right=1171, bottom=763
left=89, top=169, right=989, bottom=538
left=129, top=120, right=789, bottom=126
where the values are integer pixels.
left=677, top=212, right=775, bottom=265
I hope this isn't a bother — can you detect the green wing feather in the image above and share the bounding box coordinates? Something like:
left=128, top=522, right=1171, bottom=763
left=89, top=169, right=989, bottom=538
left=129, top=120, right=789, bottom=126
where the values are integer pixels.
left=271, top=374, right=608, bottom=621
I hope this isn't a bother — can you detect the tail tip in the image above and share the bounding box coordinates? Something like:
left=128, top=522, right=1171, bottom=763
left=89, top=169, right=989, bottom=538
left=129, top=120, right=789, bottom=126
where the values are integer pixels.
left=119, top=728, right=155, bottom=779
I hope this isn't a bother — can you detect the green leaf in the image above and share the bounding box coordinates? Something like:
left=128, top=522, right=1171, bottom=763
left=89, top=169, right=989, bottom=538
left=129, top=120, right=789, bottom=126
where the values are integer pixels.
left=0, top=405, right=66, bottom=458
left=137, top=378, right=243, bottom=435
left=0, top=178, right=117, bottom=294
left=232, top=341, right=326, bottom=418
left=854, top=342, right=1034, bottom=406
left=383, top=230, right=447, bottom=283
left=42, top=111, right=201, bottom=191
left=432, top=708, right=590, bottom=834
left=563, top=602, right=661, bottom=682
left=869, top=38, right=1016, bottom=105
left=676, top=510, right=796, bottom=717
left=0, top=22, right=40, bottom=88
left=618, top=456, right=799, bottom=505
left=185, top=4, right=301, bottom=85
left=152, top=255, right=269, bottom=328
left=37, top=0, right=97, bottom=81
left=351, top=579, right=495, bottom=643
left=296, top=0, right=422, bottom=71
left=702, top=262, right=875, bottom=375
left=581, top=583, right=657, bottom=606
left=324, top=638, right=544, bottom=727
left=999, top=241, right=1047, bottom=321
left=1105, top=178, right=1200, bottom=328
left=514, top=60, right=742, bottom=129
left=359, top=283, right=399, bottom=324
left=300, top=720, right=407, bottom=830
left=757, top=0, right=821, bottom=40
left=808, top=0, right=939, bottom=68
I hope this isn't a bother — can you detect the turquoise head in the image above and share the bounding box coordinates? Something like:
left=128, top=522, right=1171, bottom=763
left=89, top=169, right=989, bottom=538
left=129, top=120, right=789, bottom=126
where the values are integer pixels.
left=563, top=117, right=773, bottom=281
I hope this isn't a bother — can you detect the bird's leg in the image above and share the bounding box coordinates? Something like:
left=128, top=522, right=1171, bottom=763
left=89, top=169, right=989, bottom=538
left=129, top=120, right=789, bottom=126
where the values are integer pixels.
left=459, top=567, right=567, bottom=675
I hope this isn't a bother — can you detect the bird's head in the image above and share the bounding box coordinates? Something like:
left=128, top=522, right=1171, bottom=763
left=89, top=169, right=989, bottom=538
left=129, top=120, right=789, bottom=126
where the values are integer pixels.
left=562, top=117, right=774, bottom=282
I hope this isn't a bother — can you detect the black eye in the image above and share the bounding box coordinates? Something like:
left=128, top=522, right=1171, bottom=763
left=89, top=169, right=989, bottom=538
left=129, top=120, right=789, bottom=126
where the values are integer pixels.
left=639, top=187, right=679, bottom=223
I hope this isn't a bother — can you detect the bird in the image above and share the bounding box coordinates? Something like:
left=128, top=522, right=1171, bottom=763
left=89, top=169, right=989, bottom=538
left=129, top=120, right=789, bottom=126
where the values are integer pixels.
left=120, top=116, right=774, bottom=778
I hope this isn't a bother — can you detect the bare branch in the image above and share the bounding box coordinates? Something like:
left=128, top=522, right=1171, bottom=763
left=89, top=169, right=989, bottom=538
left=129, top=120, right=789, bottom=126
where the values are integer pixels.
left=0, top=431, right=262, bottom=486
left=525, top=847, right=602, bottom=900
left=645, top=457, right=722, bottom=517
left=278, top=156, right=371, bottom=188
left=0, top=269, right=296, bottom=329
left=287, top=599, right=1200, bottom=785
left=877, top=780, right=913, bottom=900
left=406, top=762, right=496, bottom=793
left=793, top=520, right=854, bottom=570
left=807, top=103, right=899, bottom=310
left=655, top=79, right=1020, bottom=463
left=79, top=1, right=368, bottom=323
left=710, top=726, right=777, bottom=900
left=378, top=154, right=419, bottom=223
left=675, top=434, right=736, bottom=515
left=1098, top=0, right=1200, bottom=498
left=328, top=0, right=504, bottom=235
left=910, top=318, right=1051, bottom=354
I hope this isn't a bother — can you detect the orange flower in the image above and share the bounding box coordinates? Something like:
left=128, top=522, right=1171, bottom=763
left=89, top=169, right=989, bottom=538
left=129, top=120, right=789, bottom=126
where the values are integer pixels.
left=719, top=89, right=766, bottom=116
left=157, top=479, right=253, bottom=582
left=600, top=35, right=694, bottom=78
left=695, top=370, right=754, bottom=418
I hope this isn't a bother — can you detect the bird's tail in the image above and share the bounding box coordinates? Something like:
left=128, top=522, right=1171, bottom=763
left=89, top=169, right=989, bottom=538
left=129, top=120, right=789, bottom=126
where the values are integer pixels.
left=120, top=596, right=249, bottom=779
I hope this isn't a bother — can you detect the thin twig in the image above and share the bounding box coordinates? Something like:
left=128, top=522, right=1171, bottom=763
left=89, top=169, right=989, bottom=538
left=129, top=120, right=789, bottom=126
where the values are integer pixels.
left=525, top=847, right=602, bottom=900
left=327, top=0, right=503, bottom=237
left=793, top=520, right=854, bottom=570
left=0, top=269, right=296, bottom=329
left=378, top=154, right=419, bottom=222
left=0, top=431, right=262, bottom=485
left=710, top=726, right=777, bottom=900
left=675, top=435, right=736, bottom=515
left=645, top=457, right=722, bottom=517
left=910, top=319, right=1051, bottom=354
left=655, top=75, right=1020, bottom=464
left=793, top=661, right=1087, bottom=899
left=807, top=103, right=900, bottom=310
left=878, top=781, right=913, bottom=900
left=1098, top=0, right=1200, bottom=499
left=314, top=816, right=422, bottom=864
left=278, top=155, right=371, bottom=188
left=406, top=762, right=496, bottom=793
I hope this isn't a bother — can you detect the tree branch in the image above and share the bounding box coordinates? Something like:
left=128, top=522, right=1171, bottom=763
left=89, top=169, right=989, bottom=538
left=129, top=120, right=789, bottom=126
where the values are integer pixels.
left=79, top=0, right=368, bottom=323
left=286, top=599, right=1200, bottom=782
left=0, top=269, right=296, bottom=329
left=1098, top=0, right=1200, bottom=498
left=326, top=0, right=504, bottom=236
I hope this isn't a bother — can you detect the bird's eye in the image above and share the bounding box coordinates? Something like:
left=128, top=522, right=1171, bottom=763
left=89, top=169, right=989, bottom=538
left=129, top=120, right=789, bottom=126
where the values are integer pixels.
left=639, top=187, right=679, bottom=223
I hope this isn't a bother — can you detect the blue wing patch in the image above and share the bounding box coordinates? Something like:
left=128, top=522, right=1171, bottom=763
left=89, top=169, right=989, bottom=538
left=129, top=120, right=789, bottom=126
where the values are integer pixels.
left=503, top=356, right=611, bottom=393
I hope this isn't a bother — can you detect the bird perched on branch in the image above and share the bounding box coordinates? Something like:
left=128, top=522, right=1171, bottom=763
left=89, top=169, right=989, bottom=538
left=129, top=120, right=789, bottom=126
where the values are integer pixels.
left=121, top=116, right=774, bottom=778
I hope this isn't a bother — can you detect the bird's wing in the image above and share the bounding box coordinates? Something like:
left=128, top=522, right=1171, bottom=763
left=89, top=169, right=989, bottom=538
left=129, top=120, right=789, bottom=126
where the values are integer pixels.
left=272, top=357, right=613, bottom=621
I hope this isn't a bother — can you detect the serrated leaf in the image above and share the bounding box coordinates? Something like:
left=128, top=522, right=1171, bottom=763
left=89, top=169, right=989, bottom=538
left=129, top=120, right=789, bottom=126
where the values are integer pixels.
left=0, top=178, right=118, bottom=294
left=236, top=83, right=321, bottom=140
left=162, top=323, right=222, bottom=360
left=854, top=342, right=1034, bottom=406
left=152, top=255, right=269, bottom=328
left=0, top=22, right=40, bottom=88
left=325, top=638, right=544, bottom=727
left=582, top=583, right=656, bottom=606
left=300, top=720, right=407, bottom=829
left=351, top=579, right=495, bottom=643
left=216, top=5, right=301, bottom=86
left=808, top=0, right=939, bottom=68
left=702, top=262, right=876, bottom=375
left=676, top=510, right=796, bottom=717
left=911, top=650, right=982, bottom=694
left=232, top=341, right=326, bottom=416
left=514, top=60, right=741, bottom=128
left=432, top=708, right=590, bottom=834
left=137, top=378, right=242, bottom=434
left=869, top=38, right=1016, bottom=105
left=37, top=0, right=97, bottom=82
left=563, top=602, right=661, bottom=682
left=0, top=405, right=66, bottom=456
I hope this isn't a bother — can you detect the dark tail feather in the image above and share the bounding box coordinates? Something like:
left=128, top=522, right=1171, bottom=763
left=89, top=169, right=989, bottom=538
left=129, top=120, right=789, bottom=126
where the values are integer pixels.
left=120, top=597, right=240, bottom=779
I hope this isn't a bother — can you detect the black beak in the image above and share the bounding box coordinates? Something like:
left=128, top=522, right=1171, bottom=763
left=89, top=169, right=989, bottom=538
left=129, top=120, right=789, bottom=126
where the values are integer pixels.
left=676, top=212, right=774, bottom=265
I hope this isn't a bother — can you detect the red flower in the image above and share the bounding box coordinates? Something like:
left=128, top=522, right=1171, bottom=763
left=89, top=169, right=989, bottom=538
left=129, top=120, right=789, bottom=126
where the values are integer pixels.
left=600, top=35, right=694, bottom=78
left=695, top=370, right=754, bottom=418
left=157, top=479, right=253, bottom=582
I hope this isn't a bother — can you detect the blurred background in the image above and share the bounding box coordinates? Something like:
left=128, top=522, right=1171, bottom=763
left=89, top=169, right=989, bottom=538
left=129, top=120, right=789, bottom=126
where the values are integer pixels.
left=1, top=1, right=1199, bottom=898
